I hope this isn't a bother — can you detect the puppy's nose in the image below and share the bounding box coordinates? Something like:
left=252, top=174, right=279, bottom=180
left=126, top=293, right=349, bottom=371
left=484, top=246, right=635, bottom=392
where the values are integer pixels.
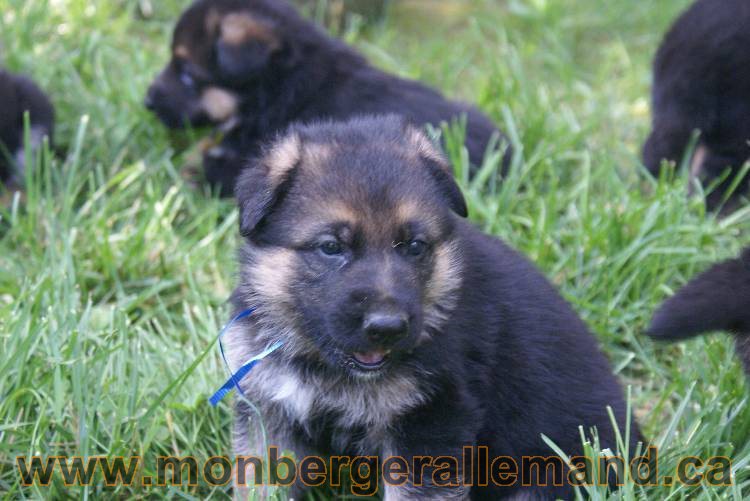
left=363, top=311, right=409, bottom=344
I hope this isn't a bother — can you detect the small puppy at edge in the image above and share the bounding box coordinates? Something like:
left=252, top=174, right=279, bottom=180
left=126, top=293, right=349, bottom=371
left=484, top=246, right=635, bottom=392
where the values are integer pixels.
left=0, top=69, right=54, bottom=187
left=226, top=115, right=640, bottom=499
left=642, top=0, right=750, bottom=211
left=648, top=247, right=750, bottom=375
left=145, top=0, right=509, bottom=195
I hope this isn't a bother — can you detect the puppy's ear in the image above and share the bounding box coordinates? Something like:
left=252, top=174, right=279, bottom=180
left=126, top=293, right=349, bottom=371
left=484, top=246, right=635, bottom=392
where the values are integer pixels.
left=216, top=13, right=281, bottom=83
left=406, top=127, right=468, bottom=217
left=236, top=133, right=302, bottom=237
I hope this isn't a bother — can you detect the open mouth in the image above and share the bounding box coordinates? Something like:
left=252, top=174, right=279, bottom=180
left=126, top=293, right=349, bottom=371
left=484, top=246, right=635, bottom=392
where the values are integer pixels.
left=350, top=349, right=390, bottom=370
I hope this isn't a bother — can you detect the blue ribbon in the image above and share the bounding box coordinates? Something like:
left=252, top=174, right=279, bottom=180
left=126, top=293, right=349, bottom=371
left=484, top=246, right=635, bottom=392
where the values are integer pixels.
left=209, top=308, right=284, bottom=406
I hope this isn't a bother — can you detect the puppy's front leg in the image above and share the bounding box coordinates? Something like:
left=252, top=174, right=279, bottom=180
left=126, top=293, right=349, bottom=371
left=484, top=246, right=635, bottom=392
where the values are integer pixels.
left=383, top=482, right=469, bottom=501
left=382, top=409, right=478, bottom=500
left=232, top=402, right=311, bottom=501
left=203, top=143, right=246, bottom=197
left=202, top=123, right=263, bottom=196
left=381, top=453, right=470, bottom=501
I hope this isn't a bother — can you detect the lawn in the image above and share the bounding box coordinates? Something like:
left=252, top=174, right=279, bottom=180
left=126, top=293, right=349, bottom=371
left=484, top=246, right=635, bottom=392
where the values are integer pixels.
left=1, top=0, right=748, bottom=499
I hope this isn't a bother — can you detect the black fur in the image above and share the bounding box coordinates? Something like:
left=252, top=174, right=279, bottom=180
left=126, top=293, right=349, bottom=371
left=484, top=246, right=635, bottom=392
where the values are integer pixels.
left=647, top=247, right=750, bottom=374
left=643, top=0, right=750, bottom=210
left=0, top=69, right=54, bottom=186
left=229, top=116, right=639, bottom=499
left=146, top=0, right=509, bottom=196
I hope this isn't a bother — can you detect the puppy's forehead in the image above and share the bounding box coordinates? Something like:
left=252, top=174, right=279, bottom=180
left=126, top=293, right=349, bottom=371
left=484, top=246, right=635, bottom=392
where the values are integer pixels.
left=220, top=12, right=278, bottom=47
left=289, top=142, right=445, bottom=237
left=298, top=142, right=408, bottom=196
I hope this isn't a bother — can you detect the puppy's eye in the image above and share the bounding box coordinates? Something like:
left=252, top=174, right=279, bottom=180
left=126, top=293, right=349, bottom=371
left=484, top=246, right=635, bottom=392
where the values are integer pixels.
left=406, top=240, right=428, bottom=256
left=402, top=239, right=428, bottom=257
left=319, top=240, right=344, bottom=256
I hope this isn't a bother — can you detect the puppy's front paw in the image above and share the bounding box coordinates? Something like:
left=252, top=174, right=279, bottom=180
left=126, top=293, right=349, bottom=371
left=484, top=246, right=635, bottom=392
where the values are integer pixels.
left=203, top=146, right=245, bottom=197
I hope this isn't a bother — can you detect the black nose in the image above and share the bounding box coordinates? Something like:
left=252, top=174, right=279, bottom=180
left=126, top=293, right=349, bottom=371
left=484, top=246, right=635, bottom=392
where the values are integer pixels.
left=363, top=310, right=409, bottom=344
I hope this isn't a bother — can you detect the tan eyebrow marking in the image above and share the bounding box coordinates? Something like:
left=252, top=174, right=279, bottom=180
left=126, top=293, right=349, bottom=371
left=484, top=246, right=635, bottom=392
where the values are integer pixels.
left=395, top=200, right=441, bottom=235
left=221, top=13, right=279, bottom=48
left=173, top=45, right=190, bottom=59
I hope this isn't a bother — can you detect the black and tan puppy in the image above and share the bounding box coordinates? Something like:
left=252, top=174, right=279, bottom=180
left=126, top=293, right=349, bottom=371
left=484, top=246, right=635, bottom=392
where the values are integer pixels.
left=0, top=69, right=54, bottom=187
left=146, top=0, right=508, bottom=195
left=642, top=0, right=750, bottom=210
left=226, top=115, right=639, bottom=499
left=648, top=247, right=750, bottom=375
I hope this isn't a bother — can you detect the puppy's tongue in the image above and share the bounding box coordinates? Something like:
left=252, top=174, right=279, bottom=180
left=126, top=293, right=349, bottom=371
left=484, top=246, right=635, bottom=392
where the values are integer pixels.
left=353, top=350, right=387, bottom=365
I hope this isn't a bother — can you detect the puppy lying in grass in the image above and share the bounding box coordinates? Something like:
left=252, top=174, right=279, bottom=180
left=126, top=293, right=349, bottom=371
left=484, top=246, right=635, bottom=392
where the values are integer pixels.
left=226, top=115, right=639, bottom=499
left=642, top=0, right=750, bottom=211
left=0, top=69, right=54, bottom=188
left=146, top=0, right=509, bottom=195
left=648, top=247, right=750, bottom=375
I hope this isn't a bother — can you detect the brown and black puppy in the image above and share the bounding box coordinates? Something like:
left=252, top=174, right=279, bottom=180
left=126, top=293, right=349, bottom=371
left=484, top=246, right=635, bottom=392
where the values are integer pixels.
left=648, top=247, right=750, bottom=375
left=226, top=115, right=639, bottom=499
left=642, top=0, right=750, bottom=211
left=145, top=0, right=509, bottom=195
left=0, top=69, right=54, bottom=187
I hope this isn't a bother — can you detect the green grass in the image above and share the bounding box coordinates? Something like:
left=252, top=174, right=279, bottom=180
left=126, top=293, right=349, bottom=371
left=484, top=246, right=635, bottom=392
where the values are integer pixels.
left=1, top=0, right=748, bottom=498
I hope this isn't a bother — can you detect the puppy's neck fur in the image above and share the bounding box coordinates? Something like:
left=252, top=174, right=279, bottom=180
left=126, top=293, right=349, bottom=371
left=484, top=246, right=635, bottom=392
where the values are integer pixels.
left=223, top=318, right=434, bottom=448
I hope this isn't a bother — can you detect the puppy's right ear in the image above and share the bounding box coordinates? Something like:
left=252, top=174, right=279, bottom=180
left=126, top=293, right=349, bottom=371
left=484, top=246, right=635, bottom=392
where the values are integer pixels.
left=236, top=133, right=302, bottom=237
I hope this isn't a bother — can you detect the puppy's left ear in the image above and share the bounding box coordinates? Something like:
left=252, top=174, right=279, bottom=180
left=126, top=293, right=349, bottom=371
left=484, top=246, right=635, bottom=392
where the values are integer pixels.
left=215, top=13, right=281, bottom=84
left=407, top=127, right=468, bottom=217
left=236, top=132, right=302, bottom=237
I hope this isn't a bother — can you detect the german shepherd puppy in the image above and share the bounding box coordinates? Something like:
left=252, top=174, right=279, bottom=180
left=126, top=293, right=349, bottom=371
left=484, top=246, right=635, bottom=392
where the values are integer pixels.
left=227, top=115, right=639, bottom=499
left=648, top=247, right=750, bottom=375
left=642, top=0, right=750, bottom=211
left=0, top=69, right=54, bottom=187
left=145, top=0, right=508, bottom=195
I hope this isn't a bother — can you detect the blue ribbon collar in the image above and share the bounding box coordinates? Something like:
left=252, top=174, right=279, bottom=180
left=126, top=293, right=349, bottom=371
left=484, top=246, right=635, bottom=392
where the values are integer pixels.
left=209, top=308, right=283, bottom=406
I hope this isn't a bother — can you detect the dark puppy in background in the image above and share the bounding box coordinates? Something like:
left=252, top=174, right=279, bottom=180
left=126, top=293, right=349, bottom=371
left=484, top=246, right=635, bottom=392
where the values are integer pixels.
left=642, top=0, right=750, bottom=211
left=0, top=69, right=54, bottom=187
left=146, top=0, right=508, bottom=195
left=227, top=115, right=639, bottom=499
left=648, top=247, right=750, bottom=375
